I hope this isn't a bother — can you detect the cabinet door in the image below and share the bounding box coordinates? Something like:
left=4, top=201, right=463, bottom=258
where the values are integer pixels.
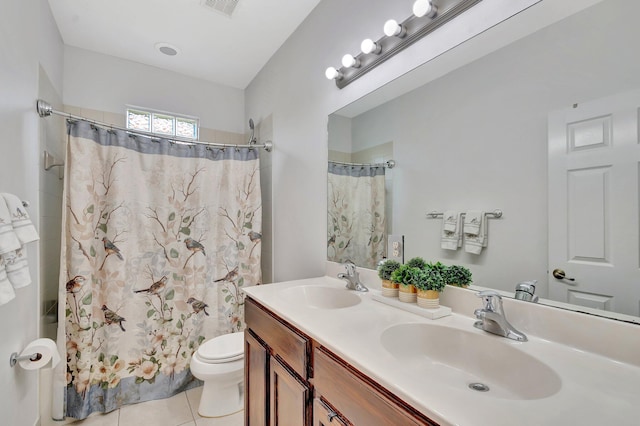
left=246, top=297, right=310, bottom=379
left=245, top=329, right=268, bottom=426
left=314, top=347, right=437, bottom=426
left=313, top=398, right=349, bottom=426
left=270, top=356, right=311, bottom=426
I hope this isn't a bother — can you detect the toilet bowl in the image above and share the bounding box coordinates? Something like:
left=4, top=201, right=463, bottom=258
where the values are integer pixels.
left=190, top=332, right=245, bottom=418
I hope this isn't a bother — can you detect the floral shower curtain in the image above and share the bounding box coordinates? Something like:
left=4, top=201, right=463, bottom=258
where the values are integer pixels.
left=327, top=162, right=386, bottom=269
left=54, top=120, right=261, bottom=420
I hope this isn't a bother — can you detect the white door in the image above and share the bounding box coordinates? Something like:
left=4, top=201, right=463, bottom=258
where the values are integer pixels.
left=548, top=90, right=640, bottom=317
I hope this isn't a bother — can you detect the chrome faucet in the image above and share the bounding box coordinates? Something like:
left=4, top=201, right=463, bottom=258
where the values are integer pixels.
left=514, top=280, right=539, bottom=303
left=474, top=290, right=527, bottom=342
left=337, top=261, right=368, bottom=292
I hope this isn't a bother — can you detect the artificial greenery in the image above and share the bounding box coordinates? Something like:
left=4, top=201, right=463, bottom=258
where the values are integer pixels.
left=378, top=259, right=401, bottom=280
left=425, top=269, right=446, bottom=292
left=444, top=265, right=472, bottom=287
left=414, top=268, right=446, bottom=292
left=390, top=264, right=421, bottom=286
left=412, top=269, right=429, bottom=291
left=425, top=261, right=447, bottom=275
left=406, top=256, right=427, bottom=270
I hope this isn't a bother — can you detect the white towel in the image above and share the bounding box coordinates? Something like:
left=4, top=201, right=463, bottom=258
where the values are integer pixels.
left=0, top=257, right=16, bottom=306
left=1, top=193, right=39, bottom=244
left=441, top=211, right=463, bottom=250
left=0, top=196, right=21, bottom=255
left=463, top=210, right=483, bottom=236
left=3, top=247, right=31, bottom=288
left=464, top=211, right=488, bottom=255
left=443, top=210, right=458, bottom=232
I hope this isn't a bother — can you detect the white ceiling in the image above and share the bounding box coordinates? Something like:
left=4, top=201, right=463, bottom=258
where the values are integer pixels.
left=47, top=0, right=322, bottom=89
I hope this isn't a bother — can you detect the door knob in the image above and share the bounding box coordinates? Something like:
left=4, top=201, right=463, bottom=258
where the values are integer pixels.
left=552, top=268, right=575, bottom=281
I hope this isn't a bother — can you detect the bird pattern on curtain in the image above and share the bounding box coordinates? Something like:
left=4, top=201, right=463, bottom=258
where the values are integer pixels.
left=327, top=162, right=386, bottom=269
left=57, top=120, right=262, bottom=420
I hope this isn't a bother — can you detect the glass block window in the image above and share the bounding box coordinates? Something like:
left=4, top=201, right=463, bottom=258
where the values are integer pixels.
left=176, top=118, right=198, bottom=138
left=152, top=114, right=174, bottom=135
left=127, top=110, right=151, bottom=132
left=126, top=107, right=198, bottom=140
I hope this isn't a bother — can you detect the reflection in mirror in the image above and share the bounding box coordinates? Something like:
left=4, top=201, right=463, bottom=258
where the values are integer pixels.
left=327, top=0, right=640, bottom=323
left=327, top=132, right=394, bottom=269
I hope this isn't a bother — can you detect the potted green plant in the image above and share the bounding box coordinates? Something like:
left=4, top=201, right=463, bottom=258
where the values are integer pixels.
left=415, top=268, right=446, bottom=309
left=391, top=264, right=419, bottom=303
left=425, top=261, right=447, bottom=275
left=406, top=256, right=427, bottom=270
left=378, top=259, right=401, bottom=297
left=444, top=265, right=472, bottom=288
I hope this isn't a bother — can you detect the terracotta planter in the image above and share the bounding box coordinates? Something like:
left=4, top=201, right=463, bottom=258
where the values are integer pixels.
left=448, top=282, right=469, bottom=288
left=381, top=279, right=399, bottom=298
left=398, top=283, right=417, bottom=303
left=417, top=289, right=440, bottom=309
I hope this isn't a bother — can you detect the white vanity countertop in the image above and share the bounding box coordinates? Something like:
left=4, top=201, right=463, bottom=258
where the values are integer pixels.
left=243, top=277, right=640, bottom=426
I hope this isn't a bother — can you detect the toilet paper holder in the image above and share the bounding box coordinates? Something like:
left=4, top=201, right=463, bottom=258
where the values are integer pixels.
left=9, top=351, right=42, bottom=367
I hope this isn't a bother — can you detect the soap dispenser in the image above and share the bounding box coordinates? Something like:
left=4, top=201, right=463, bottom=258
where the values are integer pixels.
left=514, top=280, right=539, bottom=302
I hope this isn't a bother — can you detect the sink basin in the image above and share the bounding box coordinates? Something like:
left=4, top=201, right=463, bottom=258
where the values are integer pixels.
left=279, top=285, right=361, bottom=309
left=380, top=323, right=561, bottom=400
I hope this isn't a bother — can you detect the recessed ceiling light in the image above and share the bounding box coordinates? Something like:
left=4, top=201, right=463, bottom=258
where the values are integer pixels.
left=155, top=42, right=180, bottom=56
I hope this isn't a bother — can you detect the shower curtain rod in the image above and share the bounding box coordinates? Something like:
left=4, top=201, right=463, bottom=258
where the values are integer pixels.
left=330, top=159, right=396, bottom=169
left=36, top=100, right=273, bottom=152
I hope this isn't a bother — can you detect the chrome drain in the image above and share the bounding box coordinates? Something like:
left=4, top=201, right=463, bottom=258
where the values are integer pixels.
left=468, top=382, right=490, bottom=392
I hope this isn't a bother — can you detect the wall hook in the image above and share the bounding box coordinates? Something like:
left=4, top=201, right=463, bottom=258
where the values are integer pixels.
left=43, top=151, right=64, bottom=171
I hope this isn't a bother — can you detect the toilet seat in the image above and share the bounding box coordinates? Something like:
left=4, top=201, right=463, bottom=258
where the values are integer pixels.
left=197, top=332, right=244, bottom=363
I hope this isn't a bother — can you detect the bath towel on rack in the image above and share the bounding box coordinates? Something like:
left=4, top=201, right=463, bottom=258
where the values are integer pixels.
left=0, top=196, right=21, bottom=255
left=1, top=193, right=39, bottom=244
left=3, top=247, right=31, bottom=288
left=0, top=193, right=39, bottom=293
left=0, top=258, right=16, bottom=306
left=464, top=210, right=488, bottom=254
left=441, top=211, right=463, bottom=250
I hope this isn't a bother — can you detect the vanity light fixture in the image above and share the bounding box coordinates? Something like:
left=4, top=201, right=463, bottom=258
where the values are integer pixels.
left=325, top=0, right=482, bottom=89
left=383, top=19, right=407, bottom=38
left=413, top=0, right=438, bottom=18
left=325, top=66, right=343, bottom=81
left=361, top=38, right=382, bottom=55
left=341, top=54, right=360, bottom=68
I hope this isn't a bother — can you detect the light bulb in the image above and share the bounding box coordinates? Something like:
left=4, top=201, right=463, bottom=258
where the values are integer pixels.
left=341, top=54, right=360, bottom=68
left=325, top=66, right=342, bottom=80
left=383, top=19, right=405, bottom=38
left=361, top=39, right=381, bottom=55
left=413, top=0, right=437, bottom=18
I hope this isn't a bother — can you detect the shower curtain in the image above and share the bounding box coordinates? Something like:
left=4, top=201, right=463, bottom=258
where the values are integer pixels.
left=327, top=162, right=386, bottom=269
left=54, top=120, right=261, bottom=420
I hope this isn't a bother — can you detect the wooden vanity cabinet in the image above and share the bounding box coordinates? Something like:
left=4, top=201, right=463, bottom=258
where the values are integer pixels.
left=245, top=296, right=438, bottom=426
left=244, top=329, right=269, bottom=426
left=270, top=356, right=312, bottom=425
left=313, top=398, right=349, bottom=426
left=313, top=346, right=438, bottom=426
left=245, top=297, right=312, bottom=426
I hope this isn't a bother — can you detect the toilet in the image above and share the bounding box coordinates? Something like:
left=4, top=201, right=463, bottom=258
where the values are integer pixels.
left=190, top=332, right=245, bottom=418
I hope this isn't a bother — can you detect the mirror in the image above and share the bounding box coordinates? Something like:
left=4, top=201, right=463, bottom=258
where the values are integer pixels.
left=328, top=0, right=640, bottom=322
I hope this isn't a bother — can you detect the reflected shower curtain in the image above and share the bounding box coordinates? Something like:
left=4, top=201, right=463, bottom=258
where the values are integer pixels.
left=54, top=120, right=261, bottom=420
left=327, top=162, right=386, bottom=269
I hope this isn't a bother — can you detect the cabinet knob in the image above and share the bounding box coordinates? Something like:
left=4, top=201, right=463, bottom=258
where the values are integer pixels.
left=328, top=411, right=339, bottom=422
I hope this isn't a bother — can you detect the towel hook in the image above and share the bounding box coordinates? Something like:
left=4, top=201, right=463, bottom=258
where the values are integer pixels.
left=43, top=151, right=64, bottom=171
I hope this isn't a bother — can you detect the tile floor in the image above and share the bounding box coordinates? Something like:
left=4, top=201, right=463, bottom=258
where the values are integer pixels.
left=63, top=386, right=243, bottom=426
